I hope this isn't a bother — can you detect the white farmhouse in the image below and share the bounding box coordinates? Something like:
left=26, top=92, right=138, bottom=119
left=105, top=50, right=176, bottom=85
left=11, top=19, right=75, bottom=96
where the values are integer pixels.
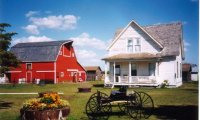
left=102, top=20, right=184, bottom=88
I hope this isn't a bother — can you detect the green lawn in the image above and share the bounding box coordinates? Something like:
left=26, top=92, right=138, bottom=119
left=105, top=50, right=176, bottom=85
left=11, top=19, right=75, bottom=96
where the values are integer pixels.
left=0, top=81, right=198, bottom=120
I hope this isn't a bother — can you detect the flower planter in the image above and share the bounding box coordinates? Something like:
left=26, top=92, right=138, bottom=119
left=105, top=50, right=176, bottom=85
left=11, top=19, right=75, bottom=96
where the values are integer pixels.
left=78, top=87, right=91, bottom=92
left=20, top=107, right=70, bottom=120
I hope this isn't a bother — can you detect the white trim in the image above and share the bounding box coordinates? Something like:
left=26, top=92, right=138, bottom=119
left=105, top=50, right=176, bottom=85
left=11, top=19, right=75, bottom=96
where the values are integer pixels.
left=7, top=71, right=22, bottom=73
left=26, top=63, right=32, bottom=70
left=54, top=62, right=57, bottom=84
left=36, top=70, right=54, bottom=73
left=55, top=40, right=73, bottom=61
left=26, top=71, right=32, bottom=82
left=107, top=20, right=163, bottom=50
left=63, top=46, right=72, bottom=57
left=67, top=69, right=78, bottom=71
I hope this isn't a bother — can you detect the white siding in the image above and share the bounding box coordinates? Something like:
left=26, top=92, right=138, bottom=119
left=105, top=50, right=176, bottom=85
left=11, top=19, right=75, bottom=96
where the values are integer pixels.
left=158, top=57, right=176, bottom=85
left=109, top=24, right=161, bottom=56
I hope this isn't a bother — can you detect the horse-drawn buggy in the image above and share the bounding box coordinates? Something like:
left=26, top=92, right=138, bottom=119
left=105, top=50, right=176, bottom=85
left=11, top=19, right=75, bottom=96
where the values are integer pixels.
left=85, top=87, right=154, bottom=120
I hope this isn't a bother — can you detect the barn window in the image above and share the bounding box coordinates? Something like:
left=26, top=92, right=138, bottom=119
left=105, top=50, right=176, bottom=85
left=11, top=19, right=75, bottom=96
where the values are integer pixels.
left=72, top=53, right=75, bottom=57
left=60, top=72, right=64, bottom=77
left=79, top=72, right=81, bottom=76
left=26, top=63, right=32, bottom=70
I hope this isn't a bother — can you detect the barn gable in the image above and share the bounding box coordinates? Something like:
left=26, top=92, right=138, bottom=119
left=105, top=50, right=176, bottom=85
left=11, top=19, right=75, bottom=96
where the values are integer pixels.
left=10, top=40, right=72, bottom=62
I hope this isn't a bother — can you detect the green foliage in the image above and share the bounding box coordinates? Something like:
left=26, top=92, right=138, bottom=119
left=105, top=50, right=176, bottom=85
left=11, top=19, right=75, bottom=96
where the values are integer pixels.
left=161, top=80, right=169, bottom=88
left=0, top=23, right=19, bottom=74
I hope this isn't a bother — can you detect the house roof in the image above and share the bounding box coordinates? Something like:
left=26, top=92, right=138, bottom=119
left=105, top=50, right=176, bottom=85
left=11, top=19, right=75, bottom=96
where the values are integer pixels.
left=10, top=40, right=72, bottom=62
left=182, top=64, right=192, bottom=72
left=108, top=20, right=164, bottom=50
left=110, top=20, right=183, bottom=58
left=84, top=66, right=102, bottom=71
left=102, top=52, right=160, bottom=61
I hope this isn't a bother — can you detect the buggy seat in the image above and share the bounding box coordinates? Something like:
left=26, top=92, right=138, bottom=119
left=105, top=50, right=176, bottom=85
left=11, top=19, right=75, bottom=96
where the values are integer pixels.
left=110, top=86, right=128, bottom=100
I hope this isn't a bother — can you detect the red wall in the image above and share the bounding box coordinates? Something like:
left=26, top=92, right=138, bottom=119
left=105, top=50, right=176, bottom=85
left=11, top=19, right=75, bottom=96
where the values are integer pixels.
left=56, top=44, right=86, bottom=82
left=9, top=42, right=86, bottom=83
left=10, top=62, right=54, bottom=83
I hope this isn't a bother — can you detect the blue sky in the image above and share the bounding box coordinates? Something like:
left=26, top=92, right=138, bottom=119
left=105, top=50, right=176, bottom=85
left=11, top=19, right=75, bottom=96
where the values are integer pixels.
left=0, top=0, right=199, bottom=69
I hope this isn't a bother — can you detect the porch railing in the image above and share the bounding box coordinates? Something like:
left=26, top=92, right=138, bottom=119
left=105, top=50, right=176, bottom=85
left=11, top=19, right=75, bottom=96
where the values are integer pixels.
left=106, top=75, right=156, bottom=84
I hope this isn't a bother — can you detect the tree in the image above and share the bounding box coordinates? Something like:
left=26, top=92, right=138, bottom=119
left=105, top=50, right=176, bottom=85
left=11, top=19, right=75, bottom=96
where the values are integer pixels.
left=0, top=23, right=20, bottom=76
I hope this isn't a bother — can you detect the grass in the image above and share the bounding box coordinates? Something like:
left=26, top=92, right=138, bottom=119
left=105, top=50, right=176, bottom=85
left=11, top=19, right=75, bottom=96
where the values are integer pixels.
left=0, top=81, right=198, bottom=120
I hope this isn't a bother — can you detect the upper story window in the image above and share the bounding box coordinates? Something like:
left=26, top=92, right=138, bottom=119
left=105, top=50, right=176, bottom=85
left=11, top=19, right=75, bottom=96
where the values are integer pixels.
left=26, top=63, right=32, bottom=70
left=127, top=39, right=133, bottom=52
left=135, top=38, right=141, bottom=52
left=127, top=38, right=141, bottom=53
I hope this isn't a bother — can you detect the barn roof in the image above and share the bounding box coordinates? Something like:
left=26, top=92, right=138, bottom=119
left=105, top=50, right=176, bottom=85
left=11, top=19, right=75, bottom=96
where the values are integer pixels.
left=112, top=21, right=183, bottom=58
left=10, top=40, right=72, bottom=62
left=84, top=66, right=102, bottom=71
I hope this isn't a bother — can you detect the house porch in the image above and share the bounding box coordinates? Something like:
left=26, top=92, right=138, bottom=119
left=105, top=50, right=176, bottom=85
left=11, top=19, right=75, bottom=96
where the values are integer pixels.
left=104, top=60, right=160, bottom=87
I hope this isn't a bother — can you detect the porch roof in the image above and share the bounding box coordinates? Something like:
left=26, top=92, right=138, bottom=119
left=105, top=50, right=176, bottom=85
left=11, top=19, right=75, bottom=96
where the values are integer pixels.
left=102, top=52, right=161, bottom=61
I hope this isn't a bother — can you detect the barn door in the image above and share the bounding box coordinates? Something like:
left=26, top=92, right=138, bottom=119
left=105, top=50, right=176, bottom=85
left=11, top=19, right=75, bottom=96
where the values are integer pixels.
left=26, top=72, right=32, bottom=83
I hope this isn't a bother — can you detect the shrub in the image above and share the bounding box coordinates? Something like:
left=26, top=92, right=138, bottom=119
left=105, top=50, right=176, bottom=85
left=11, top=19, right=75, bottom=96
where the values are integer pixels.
left=161, top=80, right=169, bottom=88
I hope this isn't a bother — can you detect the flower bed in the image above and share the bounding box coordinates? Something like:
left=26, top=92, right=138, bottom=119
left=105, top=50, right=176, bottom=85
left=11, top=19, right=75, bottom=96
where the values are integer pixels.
left=20, top=92, right=70, bottom=120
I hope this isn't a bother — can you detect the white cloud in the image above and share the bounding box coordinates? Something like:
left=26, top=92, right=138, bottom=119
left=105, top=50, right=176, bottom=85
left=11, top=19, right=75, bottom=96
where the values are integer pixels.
left=70, top=32, right=107, bottom=67
left=25, top=11, right=39, bottom=17
left=22, top=25, right=40, bottom=35
left=75, top=49, right=103, bottom=66
left=70, top=33, right=107, bottom=50
left=12, top=35, right=54, bottom=46
left=29, top=15, right=79, bottom=30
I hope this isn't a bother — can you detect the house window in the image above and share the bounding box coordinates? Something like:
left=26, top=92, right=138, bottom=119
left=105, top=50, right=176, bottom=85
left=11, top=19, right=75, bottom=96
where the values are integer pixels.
left=131, top=64, right=137, bottom=76
left=177, top=62, right=179, bottom=78
left=115, top=65, right=120, bottom=76
left=149, top=63, right=155, bottom=76
left=127, top=39, right=133, bottom=52
left=26, top=63, right=32, bottom=70
left=135, top=38, right=141, bottom=52
left=180, top=63, right=182, bottom=77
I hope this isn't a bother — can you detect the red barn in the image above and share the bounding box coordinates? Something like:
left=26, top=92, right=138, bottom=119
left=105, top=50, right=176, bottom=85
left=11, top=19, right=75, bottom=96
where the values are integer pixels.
left=8, top=40, right=86, bottom=83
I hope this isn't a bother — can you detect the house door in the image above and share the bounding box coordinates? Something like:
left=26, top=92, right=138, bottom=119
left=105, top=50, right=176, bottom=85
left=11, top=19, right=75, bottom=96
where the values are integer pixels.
left=149, top=63, right=155, bottom=76
left=26, top=72, right=32, bottom=83
left=131, top=64, right=137, bottom=76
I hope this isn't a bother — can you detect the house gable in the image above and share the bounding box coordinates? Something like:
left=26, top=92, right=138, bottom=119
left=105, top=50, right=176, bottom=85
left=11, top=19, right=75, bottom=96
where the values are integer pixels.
left=108, top=20, right=162, bottom=56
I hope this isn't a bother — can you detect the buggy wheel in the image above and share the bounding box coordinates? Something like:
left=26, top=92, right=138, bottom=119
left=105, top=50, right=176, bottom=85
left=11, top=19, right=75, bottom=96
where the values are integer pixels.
left=127, top=91, right=141, bottom=119
left=127, top=92, right=154, bottom=119
left=85, top=91, right=111, bottom=120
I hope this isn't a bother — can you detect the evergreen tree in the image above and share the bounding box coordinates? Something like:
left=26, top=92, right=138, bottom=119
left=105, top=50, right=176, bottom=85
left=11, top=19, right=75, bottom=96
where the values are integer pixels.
left=0, top=23, right=20, bottom=76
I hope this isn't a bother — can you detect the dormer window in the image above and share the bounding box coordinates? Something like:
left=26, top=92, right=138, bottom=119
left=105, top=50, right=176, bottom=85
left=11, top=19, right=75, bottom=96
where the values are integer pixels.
left=135, top=38, right=141, bottom=52
left=127, top=39, right=133, bottom=52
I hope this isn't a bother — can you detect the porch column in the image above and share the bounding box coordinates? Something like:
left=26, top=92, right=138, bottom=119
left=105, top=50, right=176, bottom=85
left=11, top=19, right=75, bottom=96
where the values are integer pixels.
left=155, top=62, right=159, bottom=83
left=129, top=61, right=131, bottom=83
left=105, top=61, right=108, bottom=83
left=113, top=61, right=116, bottom=84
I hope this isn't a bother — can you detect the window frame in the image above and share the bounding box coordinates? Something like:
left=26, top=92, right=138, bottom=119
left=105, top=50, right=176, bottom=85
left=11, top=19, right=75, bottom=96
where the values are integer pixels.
left=26, top=63, right=32, bottom=70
